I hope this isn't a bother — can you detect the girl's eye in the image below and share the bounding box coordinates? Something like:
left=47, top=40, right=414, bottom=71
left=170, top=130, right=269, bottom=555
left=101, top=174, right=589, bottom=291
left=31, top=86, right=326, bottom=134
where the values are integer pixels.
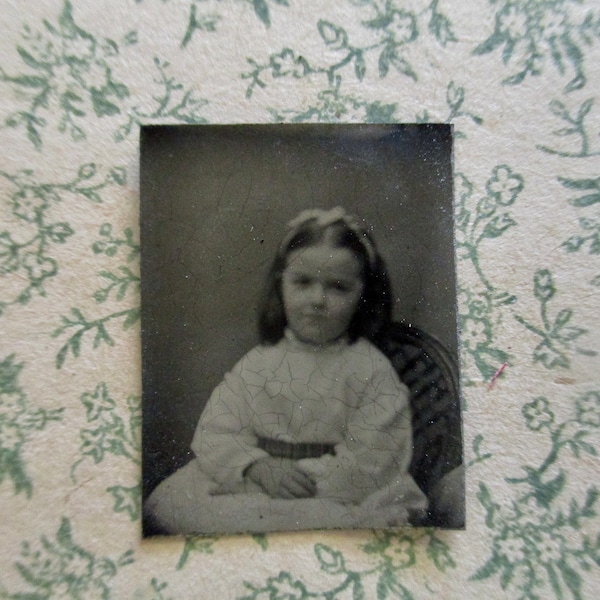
left=332, top=282, right=350, bottom=292
left=294, top=276, right=312, bottom=287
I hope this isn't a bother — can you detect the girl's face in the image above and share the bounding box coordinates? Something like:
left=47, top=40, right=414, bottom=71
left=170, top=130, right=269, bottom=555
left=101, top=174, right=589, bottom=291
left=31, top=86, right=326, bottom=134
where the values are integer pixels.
left=281, top=243, right=364, bottom=346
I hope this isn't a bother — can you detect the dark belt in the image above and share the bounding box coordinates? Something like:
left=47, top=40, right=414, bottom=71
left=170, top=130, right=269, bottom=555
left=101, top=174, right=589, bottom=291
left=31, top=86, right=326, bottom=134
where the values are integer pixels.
left=257, top=436, right=336, bottom=460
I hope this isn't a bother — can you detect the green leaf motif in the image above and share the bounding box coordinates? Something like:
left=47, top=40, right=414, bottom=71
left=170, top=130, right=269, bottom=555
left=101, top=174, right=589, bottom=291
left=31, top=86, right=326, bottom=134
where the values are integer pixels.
left=108, top=166, right=127, bottom=185
left=552, top=308, right=572, bottom=332
left=446, top=81, right=464, bottom=111
left=113, top=58, right=209, bottom=141
left=318, top=20, right=348, bottom=48
left=350, top=575, right=366, bottom=600
left=5, top=517, right=134, bottom=598
left=354, top=51, right=366, bottom=81
left=243, top=3, right=455, bottom=99
left=180, top=0, right=290, bottom=45
left=516, top=268, right=593, bottom=370
left=176, top=537, right=216, bottom=570
left=429, top=11, right=456, bottom=47
left=269, top=78, right=458, bottom=126
left=482, top=213, right=516, bottom=239
left=455, top=166, right=522, bottom=382
left=377, top=571, right=415, bottom=600
left=533, top=341, right=569, bottom=369
left=17, top=45, right=48, bottom=69
left=0, top=355, right=63, bottom=498
left=107, top=484, right=141, bottom=521
left=80, top=382, right=115, bottom=421
left=90, top=89, right=120, bottom=117
left=534, top=269, right=555, bottom=302
left=472, top=2, right=595, bottom=94
left=45, top=222, right=74, bottom=244
left=53, top=220, right=140, bottom=367
left=562, top=235, right=585, bottom=252
left=390, top=52, right=417, bottom=81
left=469, top=434, right=493, bottom=467
left=472, top=390, right=600, bottom=597
left=378, top=44, right=417, bottom=80
left=535, top=470, right=567, bottom=508
left=477, top=482, right=501, bottom=529
left=557, top=174, right=600, bottom=258
left=540, top=98, right=599, bottom=158
left=69, top=383, right=141, bottom=524
left=250, top=533, right=268, bottom=551
left=378, top=44, right=393, bottom=78
left=571, top=193, right=600, bottom=207
left=315, top=543, right=346, bottom=575
left=215, top=531, right=454, bottom=594
left=1, top=0, right=131, bottom=148
left=473, top=30, right=505, bottom=56
left=252, top=0, right=271, bottom=27
left=0, top=164, right=126, bottom=315
left=181, top=4, right=221, bottom=47
left=426, top=533, right=456, bottom=572
left=470, top=554, right=502, bottom=581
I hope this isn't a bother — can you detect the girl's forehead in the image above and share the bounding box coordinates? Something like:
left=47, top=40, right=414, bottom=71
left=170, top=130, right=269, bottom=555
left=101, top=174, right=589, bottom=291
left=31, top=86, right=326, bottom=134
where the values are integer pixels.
left=285, top=244, right=362, bottom=276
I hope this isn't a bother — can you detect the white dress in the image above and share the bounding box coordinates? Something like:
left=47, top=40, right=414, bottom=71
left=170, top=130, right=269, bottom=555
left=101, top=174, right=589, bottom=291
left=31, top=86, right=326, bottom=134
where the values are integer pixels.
left=145, top=331, right=427, bottom=534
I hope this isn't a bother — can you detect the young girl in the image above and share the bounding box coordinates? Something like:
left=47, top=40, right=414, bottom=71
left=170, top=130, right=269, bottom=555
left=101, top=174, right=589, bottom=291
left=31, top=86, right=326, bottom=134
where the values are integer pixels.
left=145, top=207, right=427, bottom=534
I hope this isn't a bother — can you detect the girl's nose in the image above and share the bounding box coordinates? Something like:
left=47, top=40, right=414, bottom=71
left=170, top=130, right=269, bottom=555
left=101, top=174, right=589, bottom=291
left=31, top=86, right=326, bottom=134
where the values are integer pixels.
left=308, top=283, right=326, bottom=306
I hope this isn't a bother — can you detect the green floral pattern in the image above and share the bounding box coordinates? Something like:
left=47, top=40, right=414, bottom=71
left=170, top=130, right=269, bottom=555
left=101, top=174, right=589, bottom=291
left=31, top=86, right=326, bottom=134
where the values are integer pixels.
left=240, top=532, right=454, bottom=600
left=0, top=355, right=63, bottom=497
left=1, top=0, right=599, bottom=597
left=514, top=269, right=594, bottom=369
left=71, top=383, right=141, bottom=521
left=244, top=0, right=455, bottom=99
left=181, top=0, right=291, bottom=45
left=1, top=518, right=134, bottom=599
left=0, top=1, right=132, bottom=148
left=113, top=57, right=209, bottom=142
left=472, top=389, right=600, bottom=599
left=538, top=98, right=600, bottom=157
left=473, top=0, right=599, bottom=92
left=270, top=79, right=482, bottom=136
left=456, top=165, right=523, bottom=381
left=0, top=163, right=126, bottom=314
left=53, top=223, right=140, bottom=368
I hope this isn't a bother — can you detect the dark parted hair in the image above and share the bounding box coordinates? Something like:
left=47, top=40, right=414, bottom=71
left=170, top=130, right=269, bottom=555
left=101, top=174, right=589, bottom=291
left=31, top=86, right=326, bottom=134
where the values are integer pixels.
left=258, top=217, right=392, bottom=345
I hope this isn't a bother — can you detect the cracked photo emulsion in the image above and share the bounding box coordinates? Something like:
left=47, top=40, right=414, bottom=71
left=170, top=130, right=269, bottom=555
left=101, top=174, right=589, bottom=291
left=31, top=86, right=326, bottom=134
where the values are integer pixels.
left=140, top=124, right=463, bottom=536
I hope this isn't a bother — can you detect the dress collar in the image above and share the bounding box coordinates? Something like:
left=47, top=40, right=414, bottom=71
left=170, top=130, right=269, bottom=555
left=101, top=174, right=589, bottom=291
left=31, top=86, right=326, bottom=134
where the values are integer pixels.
left=283, top=328, right=350, bottom=352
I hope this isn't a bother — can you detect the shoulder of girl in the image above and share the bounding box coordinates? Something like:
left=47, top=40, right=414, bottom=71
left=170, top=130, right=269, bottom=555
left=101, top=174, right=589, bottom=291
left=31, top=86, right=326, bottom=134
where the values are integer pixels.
left=355, top=337, right=391, bottom=361
left=232, top=343, right=283, bottom=372
left=346, top=338, right=395, bottom=372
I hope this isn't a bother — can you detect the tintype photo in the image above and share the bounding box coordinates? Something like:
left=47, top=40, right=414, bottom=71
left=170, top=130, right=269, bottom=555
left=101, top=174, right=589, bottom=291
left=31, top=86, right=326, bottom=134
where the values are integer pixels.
left=140, top=124, right=463, bottom=536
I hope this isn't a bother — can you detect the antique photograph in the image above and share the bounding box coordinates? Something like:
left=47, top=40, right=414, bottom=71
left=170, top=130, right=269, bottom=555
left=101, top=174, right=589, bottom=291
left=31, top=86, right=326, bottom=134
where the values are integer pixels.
left=140, top=124, right=463, bottom=536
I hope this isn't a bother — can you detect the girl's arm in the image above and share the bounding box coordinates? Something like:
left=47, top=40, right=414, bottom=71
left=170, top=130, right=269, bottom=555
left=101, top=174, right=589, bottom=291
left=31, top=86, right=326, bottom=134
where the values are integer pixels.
left=190, top=367, right=269, bottom=492
left=298, top=361, right=420, bottom=505
left=192, top=374, right=317, bottom=498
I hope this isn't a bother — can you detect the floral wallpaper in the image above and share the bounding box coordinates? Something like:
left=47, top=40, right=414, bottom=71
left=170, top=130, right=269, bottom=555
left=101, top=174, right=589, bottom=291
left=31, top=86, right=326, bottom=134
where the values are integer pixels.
left=1, top=0, right=598, bottom=598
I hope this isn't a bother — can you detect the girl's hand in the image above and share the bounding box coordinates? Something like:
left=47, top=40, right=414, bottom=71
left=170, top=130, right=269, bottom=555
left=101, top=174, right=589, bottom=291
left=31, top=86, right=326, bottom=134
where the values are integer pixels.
left=245, top=456, right=316, bottom=499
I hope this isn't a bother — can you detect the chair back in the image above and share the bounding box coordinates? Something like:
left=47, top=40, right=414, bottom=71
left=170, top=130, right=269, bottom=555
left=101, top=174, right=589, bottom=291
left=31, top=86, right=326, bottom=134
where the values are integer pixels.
left=380, top=323, right=462, bottom=500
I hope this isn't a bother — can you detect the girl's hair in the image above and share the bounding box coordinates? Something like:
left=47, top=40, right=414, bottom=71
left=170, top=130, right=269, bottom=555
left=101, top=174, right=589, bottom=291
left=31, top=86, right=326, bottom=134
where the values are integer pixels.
left=258, top=207, right=392, bottom=345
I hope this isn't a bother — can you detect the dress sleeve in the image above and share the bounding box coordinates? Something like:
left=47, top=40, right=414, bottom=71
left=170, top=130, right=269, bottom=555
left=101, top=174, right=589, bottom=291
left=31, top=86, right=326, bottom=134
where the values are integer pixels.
left=298, top=352, right=416, bottom=505
left=190, top=355, right=269, bottom=492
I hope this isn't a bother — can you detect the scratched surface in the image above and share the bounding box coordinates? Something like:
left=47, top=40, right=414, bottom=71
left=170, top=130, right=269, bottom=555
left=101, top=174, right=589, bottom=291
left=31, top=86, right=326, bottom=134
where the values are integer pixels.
left=139, top=124, right=459, bottom=513
left=1, top=1, right=599, bottom=598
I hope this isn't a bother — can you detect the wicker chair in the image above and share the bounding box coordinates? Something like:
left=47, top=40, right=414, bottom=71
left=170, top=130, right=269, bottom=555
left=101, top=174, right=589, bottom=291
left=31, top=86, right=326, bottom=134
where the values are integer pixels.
left=380, top=322, right=464, bottom=528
